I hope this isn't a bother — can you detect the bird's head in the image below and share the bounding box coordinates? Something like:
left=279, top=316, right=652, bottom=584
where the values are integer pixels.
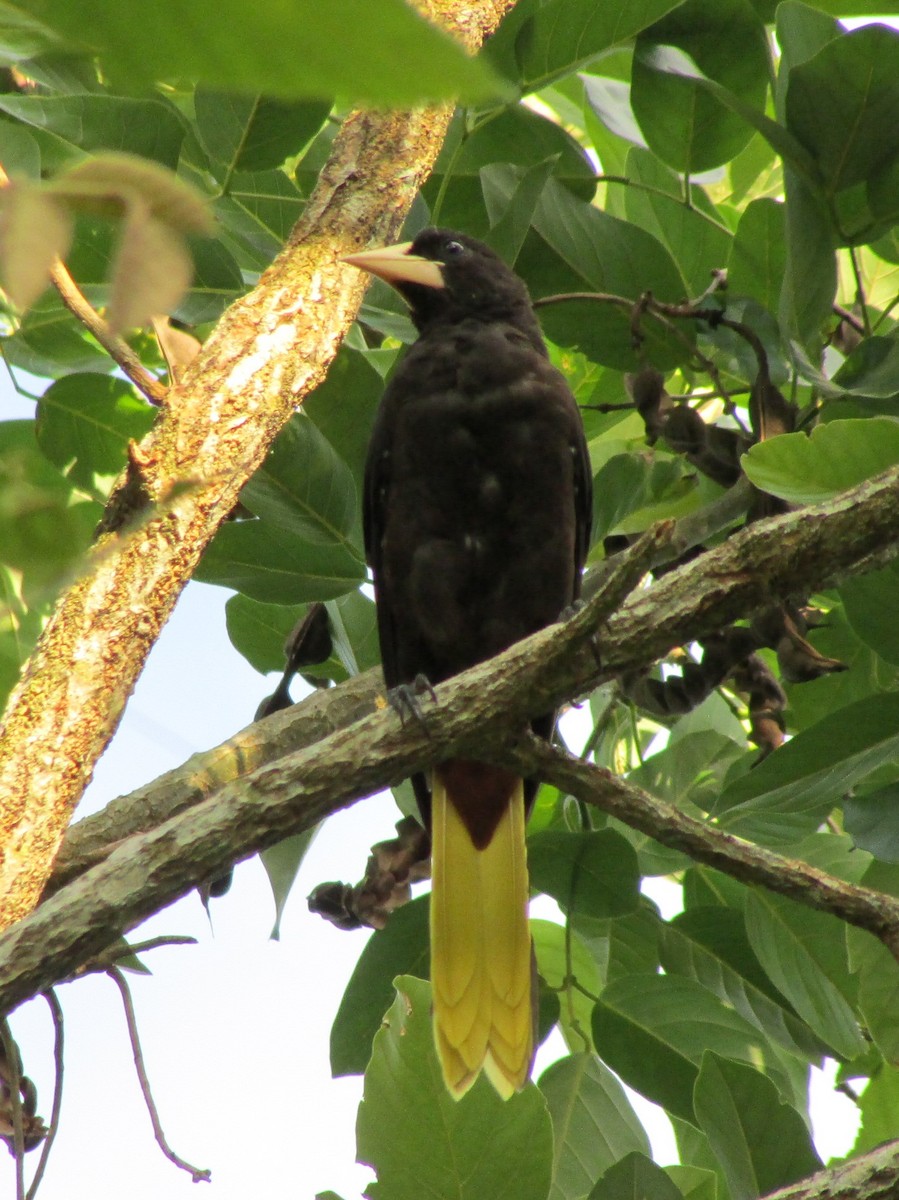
left=342, top=228, right=536, bottom=335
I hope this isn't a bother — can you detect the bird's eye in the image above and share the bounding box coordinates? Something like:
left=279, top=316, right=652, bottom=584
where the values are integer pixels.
left=444, top=240, right=465, bottom=257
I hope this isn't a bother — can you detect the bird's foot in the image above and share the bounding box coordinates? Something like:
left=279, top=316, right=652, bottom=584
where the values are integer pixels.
left=387, top=674, right=437, bottom=730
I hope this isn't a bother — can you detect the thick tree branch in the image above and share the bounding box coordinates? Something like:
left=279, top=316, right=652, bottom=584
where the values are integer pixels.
left=762, top=1139, right=899, bottom=1200
left=4, top=473, right=899, bottom=1012
left=0, top=0, right=514, bottom=930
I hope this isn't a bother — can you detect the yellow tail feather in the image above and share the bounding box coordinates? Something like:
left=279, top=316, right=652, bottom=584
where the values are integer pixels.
left=430, top=774, right=533, bottom=1099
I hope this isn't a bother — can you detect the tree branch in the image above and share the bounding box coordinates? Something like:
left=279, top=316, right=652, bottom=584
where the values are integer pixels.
left=3, top=472, right=899, bottom=1012
left=762, top=1139, right=899, bottom=1200
left=0, top=0, right=514, bottom=930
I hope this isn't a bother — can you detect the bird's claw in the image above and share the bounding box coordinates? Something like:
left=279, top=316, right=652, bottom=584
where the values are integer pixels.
left=387, top=674, right=437, bottom=730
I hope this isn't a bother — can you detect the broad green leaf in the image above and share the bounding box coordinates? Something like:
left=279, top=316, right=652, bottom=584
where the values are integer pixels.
left=832, top=334, right=899, bottom=401
left=0, top=563, right=43, bottom=711
left=591, top=974, right=770, bottom=1123
left=35, top=373, right=154, bottom=496
left=715, top=693, right=899, bottom=838
left=485, top=0, right=684, bottom=95
left=242, top=413, right=360, bottom=550
left=261, top=828, right=317, bottom=939
left=357, top=975, right=553, bottom=1200
left=194, top=89, right=331, bottom=175
left=330, top=898, right=429, bottom=1078
left=588, top=1152, right=683, bottom=1200
left=22, top=0, right=507, bottom=105
left=622, top=148, right=733, bottom=298
left=785, top=25, right=899, bottom=197
left=225, top=594, right=307, bottom=676
left=591, top=453, right=688, bottom=543
left=664, top=1166, right=717, bottom=1200
left=779, top=167, right=836, bottom=351
left=0, top=93, right=185, bottom=167
left=532, top=918, right=601, bottom=1051
left=742, top=418, right=899, bottom=504
left=744, top=891, right=864, bottom=1060
left=0, top=118, right=41, bottom=178
left=214, top=169, right=305, bottom=262
left=844, top=784, right=899, bottom=864
left=632, top=0, right=770, bottom=173
left=528, top=177, right=689, bottom=370
left=577, top=902, right=662, bottom=984
left=852, top=1064, right=899, bottom=1155
left=528, top=829, right=640, bottom=920
left=693, top=1053, right=822, bottom=1199
left=853, top=936, right=899, bottom=1064
left=661, top=913, right=825, bottom=1062
left=0, top=419, right=100, bottom=602
left=842, top=563, right=899, bottom=666
left=774, top=2, right=840, bottom=123
left=728, top=198, right=786, bottom=312
left=2, top=292, right=112, bottom=377
left=539, top=1054, right=650, bottom=1200
left=304, top=346, right=384, bottom=489
left=195, top=520, right=364, bottom=603
left=480, top=159, right=558, bottom=267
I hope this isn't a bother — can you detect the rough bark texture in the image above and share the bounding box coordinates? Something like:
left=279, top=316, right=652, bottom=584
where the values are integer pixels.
left=3, top=475, right=899, bottom=1014
left=0, top=0, right=515, bottom=930
left=762, top=1140, right=899, bottom=1200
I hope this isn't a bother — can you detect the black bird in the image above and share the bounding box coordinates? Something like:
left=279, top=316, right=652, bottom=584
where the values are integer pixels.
left=343, top=229, right=592, bottom=1098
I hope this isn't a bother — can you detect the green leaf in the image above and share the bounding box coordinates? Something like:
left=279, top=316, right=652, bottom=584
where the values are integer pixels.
left=0, top=419, right=101, bottom=602
left=844, top=784, right=899, bottom=864
left=0, top=563, right=43, bottom=711
left=331, top=899, right=429, bottom=1078
left=632, top=0, right=770, bottom=174
left=241, top=412, right=360, bottom=550
left=214, top=169, right=305, bottom=262
left=194, top=89, right=331, bottom=175
left=195, top=520, right=365, bottom=604
left=715, top=693, right=899, bottom=840
left=539, top=1054, right=650, bottom=1200
left=0, top=93, right=185, bottom=167
left=529, top=176, right=689, bottom=370
left=832, top=334, right=899, bottom=401
left=261, top=829, right=317, bottom=939
left=842, top=562, right=899, bottom=666
left=693, top=1053, right=822, bottom=1199
left=480, top=159, right=558, bottom=267
left=663, top=1165, right=718, bottom=1200
left=785, top=25, right=899, bottom=197
left=591, top=974, right=770, bottom=1123
left=661, top=912, right=825, bottom=1062
left=779, top=168, right=836, bottom=351
left=532, top=918, right=601, bottom=1050
left=744, top=891, right=864, bottom=1060
left=356, top=975, right=553, bottom=1200
left=728, top=198, right=787, bottom=312
left=304, top=346, right=384, bottom=489
left=853, top=1064, right=899, bottom=1155
left=485, top=0, right=685, bottom=95
left=35, top=373, right=154, bottom=496
left=742, top=418, right=899, bottom=505
left=528, top=829, right=640, bottom=919
left=588, top=1152, right=683, bottom=1200
left=622, top=148, right=733, bottom=298
left=224, top=594, right=307, bottom=675
left=853, top=937, right=899, bottom=1064
left=24, top=0, right=507, bottom=105
left=2, top=292, right=112, bottom=376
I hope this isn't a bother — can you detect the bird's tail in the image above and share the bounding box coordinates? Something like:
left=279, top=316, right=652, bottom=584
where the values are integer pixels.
left=429, top=770, right=533, bottom=1099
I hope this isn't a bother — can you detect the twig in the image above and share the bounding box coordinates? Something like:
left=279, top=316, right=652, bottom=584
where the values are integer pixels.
left=48, top=262, right=168, bottom=406
left=24, top=993, right=63, bottom=1200
left=106, top=968, right=211, bottom=1184
left=505, top=736, right=899, bottom=962
left=0, top=1018, right=25, bottom=1200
